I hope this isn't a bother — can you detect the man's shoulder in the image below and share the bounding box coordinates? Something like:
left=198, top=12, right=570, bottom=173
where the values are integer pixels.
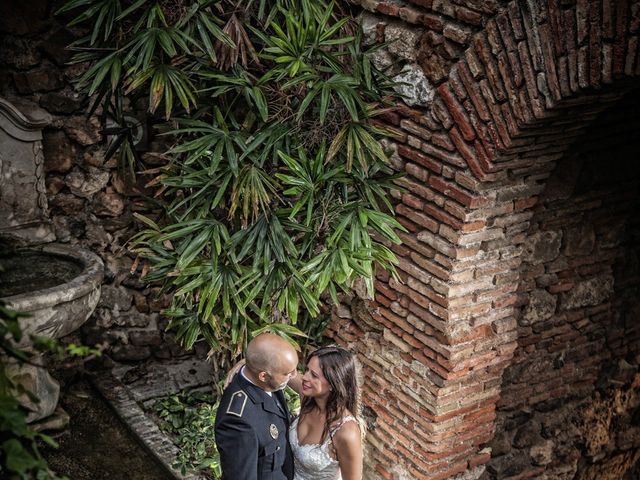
left=223, top=389, right=250, bottom=417
left=218, top=376, right=262, bottom=421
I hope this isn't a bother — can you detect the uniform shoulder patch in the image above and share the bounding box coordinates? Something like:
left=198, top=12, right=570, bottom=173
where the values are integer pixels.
left=226, top=390, right=248, bottom=417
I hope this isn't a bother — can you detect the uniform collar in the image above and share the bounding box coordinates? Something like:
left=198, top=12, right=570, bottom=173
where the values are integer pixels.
left=235, top=374, right=288, bottom=419
left=241, top=366, right=272, bottom=396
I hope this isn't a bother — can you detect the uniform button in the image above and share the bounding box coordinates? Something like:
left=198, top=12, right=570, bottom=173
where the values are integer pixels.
left=276, top=446, right=281, bottom=451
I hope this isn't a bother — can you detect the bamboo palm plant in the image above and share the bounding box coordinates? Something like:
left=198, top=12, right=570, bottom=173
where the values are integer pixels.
left=59, top=0, right=405, bottom=369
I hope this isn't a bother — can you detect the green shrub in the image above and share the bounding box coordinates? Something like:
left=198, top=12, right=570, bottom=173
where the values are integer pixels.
left=153, top=390, right=221, bottom=478
left=59, top=0, right=404, bottom=369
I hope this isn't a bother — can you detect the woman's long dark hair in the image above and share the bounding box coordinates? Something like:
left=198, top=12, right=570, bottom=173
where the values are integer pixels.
left=299, top=345, right=362, bottom=445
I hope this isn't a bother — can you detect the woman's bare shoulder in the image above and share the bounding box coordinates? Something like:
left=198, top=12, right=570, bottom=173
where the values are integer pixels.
left=332, top=413, right=361, bottom=447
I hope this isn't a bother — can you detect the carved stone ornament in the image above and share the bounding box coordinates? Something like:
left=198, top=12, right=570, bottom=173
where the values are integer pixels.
left=0, top=97, right=55, bottom=244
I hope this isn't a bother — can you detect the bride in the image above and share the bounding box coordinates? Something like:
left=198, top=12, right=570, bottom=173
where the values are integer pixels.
left=287, top=346, right=363, bottom=480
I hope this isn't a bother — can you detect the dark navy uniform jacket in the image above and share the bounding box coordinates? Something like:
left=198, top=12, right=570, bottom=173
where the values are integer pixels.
left=215, top=372, right=294, bottom=480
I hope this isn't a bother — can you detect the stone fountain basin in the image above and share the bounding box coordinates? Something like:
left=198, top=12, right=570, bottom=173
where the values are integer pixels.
left=0, top=243, right=104, bottom=348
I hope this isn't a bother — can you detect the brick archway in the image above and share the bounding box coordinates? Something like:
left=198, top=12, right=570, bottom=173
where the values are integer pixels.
left=328, top=1, right=640, bottom=479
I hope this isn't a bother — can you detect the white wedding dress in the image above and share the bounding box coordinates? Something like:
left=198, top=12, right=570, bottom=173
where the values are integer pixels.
left=290, top=415, right=357, bottom=480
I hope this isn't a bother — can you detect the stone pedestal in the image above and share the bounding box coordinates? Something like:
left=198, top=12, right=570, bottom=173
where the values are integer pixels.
left=6, top=358, right=60, bottom=422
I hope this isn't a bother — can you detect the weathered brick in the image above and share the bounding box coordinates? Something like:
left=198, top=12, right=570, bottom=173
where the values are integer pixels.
left=400, top=119, right=433, bottom=141
left=625, top=36, right=638, bottom=76
left=376, top=2, right=400, bottom=16
left=538, top=22, right=562, bottom=102
left=449, top=125, right=487, bottom=180
left=576, top=0, right=589, bottom=46
left=507, top=2, right=525, bottom=41
left=443, top=22, right=472, bottom=45
left=398, top=143, right=443, bottom=173
left=473, top=34, right=507, bottom=102
left=421, top=140, right=467, bottom=167
left=397, top=204, right=440, bottom=232
left=424, top=201, right=464, bottom=229
left=613, top=0, right=630, bottom=76
left=407, top=277, right=449, bottom=309
left=454, top=5, right=483, bottom=26
left=465, top=48, right=485, bottom=79
left=429, top=174, right=478, bottom=207
left=402, top=192, right=425, bottom=210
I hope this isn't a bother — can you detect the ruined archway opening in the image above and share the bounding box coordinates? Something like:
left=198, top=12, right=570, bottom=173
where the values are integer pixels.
left=488, top=87, right=640, bottom=479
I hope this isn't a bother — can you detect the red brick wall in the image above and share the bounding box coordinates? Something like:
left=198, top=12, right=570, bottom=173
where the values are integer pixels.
left=329, top=1, right=640, bottom=478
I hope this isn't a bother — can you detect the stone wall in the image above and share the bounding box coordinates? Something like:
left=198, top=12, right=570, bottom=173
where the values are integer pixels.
left=0, top=0, right=193, bottom=364
left=329, top=0, right=640, bottom=479
left=3, top=0, right=640, bottom=479
left=488, top=88, right=640, bottom=479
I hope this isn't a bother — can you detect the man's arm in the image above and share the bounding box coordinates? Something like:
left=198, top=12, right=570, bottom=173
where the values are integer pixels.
left=215, top=414, right=258, bottom=480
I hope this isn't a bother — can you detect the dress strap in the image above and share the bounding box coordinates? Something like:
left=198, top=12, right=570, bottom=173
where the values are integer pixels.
left=329, top=415, right=358, bottom=436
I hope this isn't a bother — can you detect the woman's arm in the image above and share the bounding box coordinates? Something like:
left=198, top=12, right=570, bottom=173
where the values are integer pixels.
left=223, top=358, right=245, bottom=388
left=333, top=421, right=363, bottom=480
left=287, top=372, right=303, bottom=396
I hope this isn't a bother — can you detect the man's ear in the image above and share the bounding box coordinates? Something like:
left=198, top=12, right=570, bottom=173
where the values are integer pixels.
left=258, top=371, right=269, bottom=383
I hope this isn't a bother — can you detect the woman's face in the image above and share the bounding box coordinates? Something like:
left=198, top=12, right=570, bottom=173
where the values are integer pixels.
left=301, top=356, right=331, bottom=398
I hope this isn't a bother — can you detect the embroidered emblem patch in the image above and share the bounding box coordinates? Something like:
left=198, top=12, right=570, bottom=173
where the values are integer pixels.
left=270, top=423, right=279, bottom=439
left=226, top=390, right=247, bottom=417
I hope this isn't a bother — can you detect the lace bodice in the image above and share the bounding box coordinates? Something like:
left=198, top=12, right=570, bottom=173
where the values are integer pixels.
left=289, top=415, right=357, bottom=480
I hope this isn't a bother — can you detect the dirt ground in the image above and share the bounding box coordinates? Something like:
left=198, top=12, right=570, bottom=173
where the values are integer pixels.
left=41, top=377, right=174, bottom=480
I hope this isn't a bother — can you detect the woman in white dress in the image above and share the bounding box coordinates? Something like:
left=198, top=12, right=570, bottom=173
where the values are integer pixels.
left=287, top=346, right=363, bottom=480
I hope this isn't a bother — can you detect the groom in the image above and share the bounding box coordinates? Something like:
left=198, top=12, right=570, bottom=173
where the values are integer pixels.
left=215, top=333, right=298, bottom=480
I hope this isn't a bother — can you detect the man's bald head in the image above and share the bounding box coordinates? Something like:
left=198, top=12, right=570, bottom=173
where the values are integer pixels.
left=245, top=333, right=298, bottom=392
left=246, top=333, right=297, bottom=372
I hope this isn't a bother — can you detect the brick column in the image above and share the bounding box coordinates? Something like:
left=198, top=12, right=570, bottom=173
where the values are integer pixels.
left=329, top=0, right=640, bottom=478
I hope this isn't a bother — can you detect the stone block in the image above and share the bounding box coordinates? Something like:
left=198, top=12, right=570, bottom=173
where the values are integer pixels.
left=43, top=130, right=75, bottom=173
left=41, top=28, right=76, bottom=66
left=64, top=115, right=102, bottom=146
left=561, top=275, right=614, bottom=310
left=13, top=68, right=64, bottom=94
left=98, top=284, right=133, bottom=312
left=0, top=37, right=41, bottom=69
left=40, top=90, right=85, bottom=115
left=111, top=344, right=152, bottom=362
left=0, top=0, right=48, bottom=35
left=530, top=439, right=554, bottom=466
left=563, top=224, right=595, bottom=257
left=521, top=230, right=562, bottom=265
left=93, top=190, right=125, bottom=217
left=359, top=11, right=384, bottom=45
left=129, top=330, right=163, bottom=347
left=521, top=289, right=557, bottom=326
left=385, top=22, right=423, bottom=61
left=45, top=176, right=66, bottom=195
left=64, top=167, right=110, bottom=199
left=49, top=193, right=85, bottom=215
left=417, top=33, right=452, bottom=83
left=392, top=64, right=435, bottom=107
left=114, top=311, right=156, bottom=328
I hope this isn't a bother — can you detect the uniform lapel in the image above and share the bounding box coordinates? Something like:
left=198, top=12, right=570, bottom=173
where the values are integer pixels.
left=274, top=390, right=290, bottom=422
left=263, top=392, right=287, bottom=419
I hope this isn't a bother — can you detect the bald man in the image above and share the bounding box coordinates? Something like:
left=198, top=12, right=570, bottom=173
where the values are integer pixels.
left=215, top=333, right=298, bottom=480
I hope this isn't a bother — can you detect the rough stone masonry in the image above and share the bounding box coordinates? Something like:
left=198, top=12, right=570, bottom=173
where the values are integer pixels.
left=2, top=0, right=640, bottom=479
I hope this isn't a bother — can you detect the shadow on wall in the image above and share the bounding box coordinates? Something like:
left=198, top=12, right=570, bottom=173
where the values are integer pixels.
left=489, top=87, right=640, bottom=480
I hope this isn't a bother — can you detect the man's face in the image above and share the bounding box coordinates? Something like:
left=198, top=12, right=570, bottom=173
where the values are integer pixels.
left=264, top=354, right=298, bottom=392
